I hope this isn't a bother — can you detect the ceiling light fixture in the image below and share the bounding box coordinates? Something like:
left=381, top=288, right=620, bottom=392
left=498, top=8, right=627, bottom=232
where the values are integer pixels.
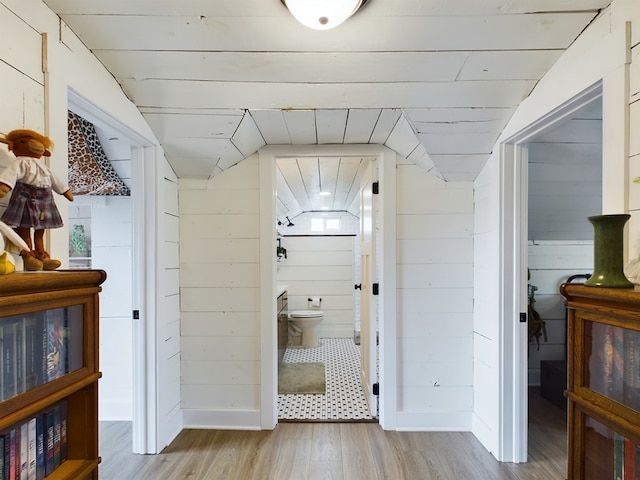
left=319, top=191, right=331, bottom=196
left=281, top=0, right=368, bottom=30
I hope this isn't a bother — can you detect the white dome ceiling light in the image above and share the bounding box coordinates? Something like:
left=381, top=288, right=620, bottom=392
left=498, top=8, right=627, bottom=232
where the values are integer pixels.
left=281, top=0, right=368, bottom=30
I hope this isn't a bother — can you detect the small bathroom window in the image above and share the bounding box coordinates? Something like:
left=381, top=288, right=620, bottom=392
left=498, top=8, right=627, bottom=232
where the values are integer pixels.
left=311, top=217, right=342, bottom=232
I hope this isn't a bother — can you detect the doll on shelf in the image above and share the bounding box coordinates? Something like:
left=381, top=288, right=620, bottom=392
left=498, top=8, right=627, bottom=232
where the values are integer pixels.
left=0, top=129, right=74, bottom=271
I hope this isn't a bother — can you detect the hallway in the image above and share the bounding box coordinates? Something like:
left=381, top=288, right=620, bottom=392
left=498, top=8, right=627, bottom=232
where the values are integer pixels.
left=98, top=387, right=566, bottom=479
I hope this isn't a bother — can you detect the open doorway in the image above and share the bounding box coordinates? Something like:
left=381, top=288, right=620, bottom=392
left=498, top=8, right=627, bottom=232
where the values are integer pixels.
left=274, top=156, right=377, bottom=421
left=258, top=144, right=398, bottom=430
left=67, top=91, right=142, bottom=453
left=525, top=95, right=603, bottom=465
left=499, top=81, right=604, bottom=461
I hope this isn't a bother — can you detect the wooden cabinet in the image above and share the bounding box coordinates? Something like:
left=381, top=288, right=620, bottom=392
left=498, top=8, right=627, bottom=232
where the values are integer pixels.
left=561, top=284, right=640, bottom=480
left=0, top=270, right=106, bottom=480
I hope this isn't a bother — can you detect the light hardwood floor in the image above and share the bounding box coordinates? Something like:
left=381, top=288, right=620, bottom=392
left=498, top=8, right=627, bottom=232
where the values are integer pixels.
left=98, top=388, right=567, bottom=479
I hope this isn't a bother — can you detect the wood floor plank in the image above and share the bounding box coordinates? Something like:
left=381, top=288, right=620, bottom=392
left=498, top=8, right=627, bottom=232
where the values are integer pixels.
left=310, top=424, right=343, bottom=463
left=309, top=461, right=344, bottom=480
left=98, top=389, right=568, bottom=480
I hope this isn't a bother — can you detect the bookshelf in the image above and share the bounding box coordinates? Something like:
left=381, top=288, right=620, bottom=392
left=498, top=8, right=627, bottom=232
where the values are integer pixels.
left=561, top=283, right=640, bottom=480
left=0, top=270, right=106, bottom=480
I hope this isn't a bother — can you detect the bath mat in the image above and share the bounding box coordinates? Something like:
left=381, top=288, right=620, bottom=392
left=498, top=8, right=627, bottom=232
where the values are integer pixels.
left=278, top=362, right=326, bottom=394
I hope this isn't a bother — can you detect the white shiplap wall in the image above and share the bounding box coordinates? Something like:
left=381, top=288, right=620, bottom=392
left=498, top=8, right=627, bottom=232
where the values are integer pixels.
left=396, top=163, right=474, bottom=430
left=526, top=126, right=601, bottom=384
left=471, top=0, right=638, bottom=460
left=527, top=241, right=593, bottom=384
left=179, top=156, right=261, bottom=428
left=88, top=197, right=134, bottom=420
left=277, top=236, right=355, bottom=338
left=627, top=28, right=640, bottom=274
left=528, top=142, right=602, bottom=241
left=157, top=159, right=182, bottom=446
left=471, top=154, right=501, bottom=452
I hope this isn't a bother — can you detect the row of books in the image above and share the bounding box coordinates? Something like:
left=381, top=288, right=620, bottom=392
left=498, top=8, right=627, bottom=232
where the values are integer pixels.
left=590, top=323, right=640, bottom=412
left=0, top=307, right=81, bottom=402
left=589, top=323, right=640, bottom=479
left=0, top=400, right=67, bottom=480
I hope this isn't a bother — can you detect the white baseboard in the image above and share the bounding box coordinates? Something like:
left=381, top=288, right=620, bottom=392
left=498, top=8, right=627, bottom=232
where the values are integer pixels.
left=182, top=409, right=264, bottom=430
left=395, top=410, right=471, bottom=431
left=472, top=412, right=498, bottom=458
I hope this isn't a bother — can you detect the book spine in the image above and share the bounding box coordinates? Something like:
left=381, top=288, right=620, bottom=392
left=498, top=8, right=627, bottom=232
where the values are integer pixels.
left=19, top=423, right=26, bottom=480
left=27, top=418, right=35, bottom=480
left=3, top=324, right=16, bottom=401
left=46, top=310, right=66, bottom=382
left=0, top=434, right=5, bottom=480
left=15, top=325, right=23, bottom=397
left=35, top=416, right=44, bottom=480
left=37, top=314, right=46, bottom=389
left=23, top=316, right=38, bottom=392
left=612, top=327, right=625, bottom=404
left=52, top=405, right=61, bottom=470
left=614, top=432, right=625, bottom=480
left=4, top=429, right=10, bottom=480
left=59, top=401, right=67, bottom=464
left=43, top=411, right=54, bottom=477
left=8, top=428, right=15, bottom=480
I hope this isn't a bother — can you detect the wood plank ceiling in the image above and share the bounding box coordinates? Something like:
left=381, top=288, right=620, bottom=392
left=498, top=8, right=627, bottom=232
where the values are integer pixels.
left=43, top=0, right=611, bottom=217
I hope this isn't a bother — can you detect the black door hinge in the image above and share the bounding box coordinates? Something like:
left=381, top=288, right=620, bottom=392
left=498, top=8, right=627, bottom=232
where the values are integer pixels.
left=372, top=283, right=379, bottom=295
left=520, top=312, right=526, bottom=323
left=372, top=182, right=379, bottom=194
left=373, top=383, right=379, bottom=396
left=133, top=310, right=140, bottom=320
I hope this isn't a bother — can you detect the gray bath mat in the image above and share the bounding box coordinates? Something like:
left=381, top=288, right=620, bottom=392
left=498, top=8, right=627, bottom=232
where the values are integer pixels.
left=278, top=362, right=326, bottom=394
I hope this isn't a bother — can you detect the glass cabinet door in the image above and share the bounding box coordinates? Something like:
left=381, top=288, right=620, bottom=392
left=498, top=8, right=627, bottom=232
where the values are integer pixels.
left=587, top=321, right=640, bottom=413
left=0, top=305, right=84, bottom=401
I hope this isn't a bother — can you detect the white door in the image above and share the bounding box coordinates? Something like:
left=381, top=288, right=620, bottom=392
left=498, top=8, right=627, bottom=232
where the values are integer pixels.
left=359, top=162, right=378, bottom=417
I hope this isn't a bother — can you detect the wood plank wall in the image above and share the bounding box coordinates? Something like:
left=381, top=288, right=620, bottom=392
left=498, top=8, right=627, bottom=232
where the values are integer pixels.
left=629, top=32, right=640, bottom=268
left=527, top=241, right=592, bottom=384
left=179, top=157, right=262, bottom=428
left=158, top=160, right=182, bottom=445
left=395, top=163, right=474, bottom=430
left=277, top=236, right=355, bottom=338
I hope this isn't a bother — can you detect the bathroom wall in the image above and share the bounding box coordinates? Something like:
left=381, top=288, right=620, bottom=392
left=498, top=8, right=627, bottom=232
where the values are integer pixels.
left=277, top=235, right=355, bottom=338
left=527, top=240, right=592, bottom=384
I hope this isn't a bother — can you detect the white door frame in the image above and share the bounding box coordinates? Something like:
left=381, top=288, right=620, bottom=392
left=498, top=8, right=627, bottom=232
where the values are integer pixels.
left=67, top=88, right=158, bottom=453
left=498, top=81, right=603, bottom=462
left=258, top=144, right=397, bottom=430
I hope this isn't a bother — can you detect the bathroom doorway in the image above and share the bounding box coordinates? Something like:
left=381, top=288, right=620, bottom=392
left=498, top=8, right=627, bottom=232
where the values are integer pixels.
left=259, top=144, right=397, bottom=429
left=275, top=156, right=376, bottom=421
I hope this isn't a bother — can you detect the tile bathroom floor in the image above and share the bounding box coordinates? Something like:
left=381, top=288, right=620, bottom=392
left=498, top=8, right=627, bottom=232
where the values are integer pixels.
left=278, top=337, right=376, bottom=422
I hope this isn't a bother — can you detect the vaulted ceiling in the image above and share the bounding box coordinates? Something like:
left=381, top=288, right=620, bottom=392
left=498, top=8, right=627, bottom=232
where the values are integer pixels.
left=45, top=0, right=611, bottom=196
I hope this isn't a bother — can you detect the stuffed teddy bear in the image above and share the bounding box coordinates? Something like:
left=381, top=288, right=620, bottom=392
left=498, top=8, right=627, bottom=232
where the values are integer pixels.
left=0, top=129, right=74, bottom=271
left=0, top=220, right=30, bottom=274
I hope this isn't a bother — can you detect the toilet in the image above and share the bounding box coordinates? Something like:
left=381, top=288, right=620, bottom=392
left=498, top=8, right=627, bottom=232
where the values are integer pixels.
left=289, top=298, right=324, bottom=348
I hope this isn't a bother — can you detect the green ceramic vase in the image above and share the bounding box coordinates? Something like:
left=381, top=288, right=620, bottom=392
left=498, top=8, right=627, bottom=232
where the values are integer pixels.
left=584, top=214, right=634, bottom=288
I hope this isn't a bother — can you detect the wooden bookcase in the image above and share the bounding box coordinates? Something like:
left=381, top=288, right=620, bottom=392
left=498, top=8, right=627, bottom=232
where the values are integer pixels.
left=0, top=270, right=106, bottom=480
left=561, top=283, right=640, bottom=480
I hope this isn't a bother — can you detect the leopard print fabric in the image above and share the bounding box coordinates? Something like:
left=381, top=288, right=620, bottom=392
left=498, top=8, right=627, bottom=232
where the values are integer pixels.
left=68, top=111, right=130, bottom=196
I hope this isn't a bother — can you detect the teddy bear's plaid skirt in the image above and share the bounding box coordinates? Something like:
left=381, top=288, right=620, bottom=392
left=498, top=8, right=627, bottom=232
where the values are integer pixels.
left=1, top=182, right=63, bottom=229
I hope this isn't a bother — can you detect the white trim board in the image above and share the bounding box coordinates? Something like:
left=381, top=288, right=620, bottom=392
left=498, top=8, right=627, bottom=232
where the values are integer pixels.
left=498, top=81, right=603, bottom=463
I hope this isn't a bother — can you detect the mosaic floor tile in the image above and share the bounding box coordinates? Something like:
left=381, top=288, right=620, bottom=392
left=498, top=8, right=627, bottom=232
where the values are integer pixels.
left=278, top=337, right=375, bottom=421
